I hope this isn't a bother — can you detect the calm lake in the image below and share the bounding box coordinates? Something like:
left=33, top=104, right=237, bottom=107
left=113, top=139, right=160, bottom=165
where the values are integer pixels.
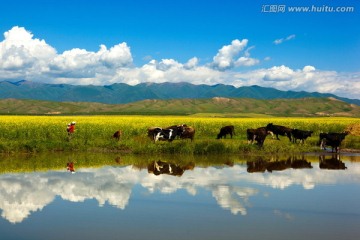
left=0, top=153, right=359, bottom=240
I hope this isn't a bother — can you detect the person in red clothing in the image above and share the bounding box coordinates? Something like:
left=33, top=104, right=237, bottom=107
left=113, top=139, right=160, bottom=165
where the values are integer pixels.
left=67, top=121, right=76, bottom=139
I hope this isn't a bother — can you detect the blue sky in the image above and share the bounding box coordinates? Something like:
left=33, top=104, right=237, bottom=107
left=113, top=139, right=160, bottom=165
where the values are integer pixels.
left=0, top=0, right=359, bottom=99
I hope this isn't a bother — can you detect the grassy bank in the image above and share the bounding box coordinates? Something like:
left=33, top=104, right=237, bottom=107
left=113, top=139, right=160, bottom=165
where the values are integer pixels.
left=0, top=115, right=359, bottom=154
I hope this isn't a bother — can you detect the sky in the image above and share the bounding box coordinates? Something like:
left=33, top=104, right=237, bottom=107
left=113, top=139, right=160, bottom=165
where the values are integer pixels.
left=0, top=0, right=359, bottom=99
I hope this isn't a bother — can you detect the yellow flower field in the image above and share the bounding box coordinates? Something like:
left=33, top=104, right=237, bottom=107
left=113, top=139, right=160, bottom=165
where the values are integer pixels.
left=0, top=115, right=359, bottom=154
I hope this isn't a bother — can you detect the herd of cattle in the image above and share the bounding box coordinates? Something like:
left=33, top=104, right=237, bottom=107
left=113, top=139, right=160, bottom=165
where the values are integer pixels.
left=111, top=123, right=349, bottom=153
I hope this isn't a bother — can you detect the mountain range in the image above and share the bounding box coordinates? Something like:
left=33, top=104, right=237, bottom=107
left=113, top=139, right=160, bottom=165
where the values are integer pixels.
left=1, top=96, right=360, bottom=117
left=1, top=80, right=359, bottom=106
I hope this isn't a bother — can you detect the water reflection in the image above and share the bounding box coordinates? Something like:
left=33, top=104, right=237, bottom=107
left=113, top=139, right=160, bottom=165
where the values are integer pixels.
left=319, top=154, right=347, bottom=170
left=66, top=162, right=75, bottom=173
left=247, top=156, right=313, bottom=173
left=0, top=153, right=359, bottom=224
left=147, top=160, right=195, bottom=176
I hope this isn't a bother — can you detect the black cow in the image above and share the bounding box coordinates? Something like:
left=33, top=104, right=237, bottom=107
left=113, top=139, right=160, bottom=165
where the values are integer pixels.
left=266, top=123, right=292, bottom=141
left=291, top=129, right=313, bottom=143
left=148, top=125, right=184, bottom=142
left=217, top=125, right=235, bottom=139
left=319, top=132, right=349, bottom=153
left=246, top=127, right=268, bottom=147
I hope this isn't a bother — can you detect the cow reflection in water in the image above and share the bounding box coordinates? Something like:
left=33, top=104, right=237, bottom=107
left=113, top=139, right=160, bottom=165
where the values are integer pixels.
left=247, top=156, right=312, bottom=173
left=148, top=160, right=195, bottom=177
left=319, top=154, right=347, bottom=170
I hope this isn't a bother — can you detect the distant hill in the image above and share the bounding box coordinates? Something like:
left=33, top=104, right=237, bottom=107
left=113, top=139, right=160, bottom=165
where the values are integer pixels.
left=1, top=97, right=360, bottom=117
left=1, top=80, right=359, bottom=106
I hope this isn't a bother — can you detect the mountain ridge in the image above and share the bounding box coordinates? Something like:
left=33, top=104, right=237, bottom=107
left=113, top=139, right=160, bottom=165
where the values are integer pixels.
left=1, top=96, right=359, bottom=116
left=0, top=80, right=359, bottom=106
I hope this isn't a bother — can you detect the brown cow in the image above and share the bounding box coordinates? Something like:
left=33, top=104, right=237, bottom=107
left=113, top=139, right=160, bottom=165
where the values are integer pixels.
left=112, top=130, right=122, bottom=141
left=246, top=127, right=271, bottom=147
left=266, top=123, right=292, bottom=142
left=180, top=126, right=195, bottom=141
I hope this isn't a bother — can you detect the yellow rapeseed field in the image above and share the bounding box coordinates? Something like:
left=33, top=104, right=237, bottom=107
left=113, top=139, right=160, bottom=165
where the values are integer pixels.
left=0, top=115, right=359, bottom=153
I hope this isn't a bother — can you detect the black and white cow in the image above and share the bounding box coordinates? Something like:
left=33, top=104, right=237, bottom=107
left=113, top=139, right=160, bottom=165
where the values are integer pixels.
left=319, top=132, right=349, bottom=153
left=266, top=123, right=292, bottom=142
left=291, top=129, right=313, bottom=143
left=216, top=125, right=235, bottom=139
left=148, top=125, right=184, bottom=142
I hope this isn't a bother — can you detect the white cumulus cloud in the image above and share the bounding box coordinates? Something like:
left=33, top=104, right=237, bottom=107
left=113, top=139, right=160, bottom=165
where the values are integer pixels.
left=0, top=26, right=359, bottom=99
left=0, top=26, right=132, bottom=83
left=0, top=26, right=56, bottom=78
left=211, top=39, right=252, bottom=70
left=232, top=65, right=360, bottom=99
left=263, top=65, right=295, bottom=81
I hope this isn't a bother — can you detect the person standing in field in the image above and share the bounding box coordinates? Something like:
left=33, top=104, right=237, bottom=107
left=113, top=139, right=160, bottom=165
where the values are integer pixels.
left=67, top=121, right=76, bottom=140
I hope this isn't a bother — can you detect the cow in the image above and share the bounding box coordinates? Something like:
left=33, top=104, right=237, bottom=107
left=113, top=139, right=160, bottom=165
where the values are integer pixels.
left=266, top=123, right=292, bottom=142
left=291, top=129, right=313, bottom=143
left=319, top=154, right=347, bottom=170
left=147, top=127, right=161, bottom=140
left=319, top=132, right=349, bottom=153
left=246, top=127, right=268, bottom=147
left=180, top=126, right=196, bottom=141
left=216, top=125, right=235, bottom=139
left=112, top=130, right=122, bottom=141
left=148, top=125, right=184, bottom=142
left=165, top=124, right=188, bottom=139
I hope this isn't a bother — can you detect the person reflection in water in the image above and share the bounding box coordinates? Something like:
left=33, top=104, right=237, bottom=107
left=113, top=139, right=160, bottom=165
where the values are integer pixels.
left=67, top=162, right=75, bottom=173
left=148, top=160, right=194, bottom=177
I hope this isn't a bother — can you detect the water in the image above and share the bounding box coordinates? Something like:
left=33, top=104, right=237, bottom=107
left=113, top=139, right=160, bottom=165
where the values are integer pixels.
left=0, top=153, right=359, bottom=240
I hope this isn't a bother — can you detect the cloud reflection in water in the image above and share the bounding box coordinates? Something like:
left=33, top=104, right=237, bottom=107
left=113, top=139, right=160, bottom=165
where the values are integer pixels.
left=0, top=161, right=359, bottom=224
